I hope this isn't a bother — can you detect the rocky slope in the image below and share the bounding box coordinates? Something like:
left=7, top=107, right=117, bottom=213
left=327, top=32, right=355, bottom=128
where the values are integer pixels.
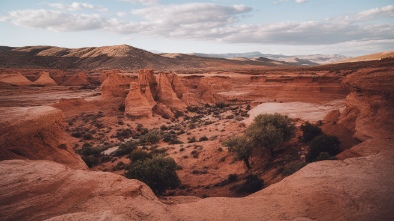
left=0, top=106, right=86, bottom=169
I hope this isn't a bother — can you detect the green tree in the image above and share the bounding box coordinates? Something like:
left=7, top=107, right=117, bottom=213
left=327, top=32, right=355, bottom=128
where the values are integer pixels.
left=246, top=113, right=295, bottom=157
left=223, top=135, right=253, bottom=169
left=128, top=149, right=153, bottom=162
left=139, top=129, right=161, bottom=144
left=124, top=156, right=181, bottom=194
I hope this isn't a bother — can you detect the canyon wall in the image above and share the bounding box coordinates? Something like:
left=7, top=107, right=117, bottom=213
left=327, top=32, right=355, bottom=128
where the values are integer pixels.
left=0, top=106, right=87, bottom=169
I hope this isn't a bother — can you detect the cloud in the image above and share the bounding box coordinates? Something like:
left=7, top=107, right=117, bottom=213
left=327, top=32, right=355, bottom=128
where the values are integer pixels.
left=1, top=4, right=393, bottom=48
left=2, top=9, right=106, bottom=31
left=117, top=12, right=127, bottom=17
left=295, top=0, right=308, bottom=4
left=118, top=0, right=159, bottom=5
left=356, top=5, right=394, bottom=20
left=49, top=2, right=107, bottom=12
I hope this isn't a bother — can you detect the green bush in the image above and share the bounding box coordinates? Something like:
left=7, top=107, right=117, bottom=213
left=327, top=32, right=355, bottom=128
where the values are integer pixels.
left=199, top=135, right=209, bottom=142
left=306, top=134, right=340, bottom=162
left=139, top=129, right=161, bottom=144
left=124, top=156, right=181, bottom=194
left=188, top=136, right=197, bottom=143
left=300, top=121, right=322, bottom=142
left=113, top=140, right=138, bottom=156
left=128, top=150, right=153, bottom=162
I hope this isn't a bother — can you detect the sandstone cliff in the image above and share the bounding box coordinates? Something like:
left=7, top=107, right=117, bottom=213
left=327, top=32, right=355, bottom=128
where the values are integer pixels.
left=0, top=106, right=86, bottom=169
left=156, top=72, right=187, bottom=112
left=125, top=82, right=155, bottom=118
left=61, top=72, right=90, bottom=86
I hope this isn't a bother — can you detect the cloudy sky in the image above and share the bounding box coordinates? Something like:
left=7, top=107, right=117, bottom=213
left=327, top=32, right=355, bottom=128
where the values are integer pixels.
left=0, top=0, right=393, bottom=56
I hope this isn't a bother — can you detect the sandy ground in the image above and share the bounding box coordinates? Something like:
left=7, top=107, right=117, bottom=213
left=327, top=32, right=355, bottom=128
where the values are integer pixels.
left=245, top=99, right=345, bottom=124
left=0, top=87, right=100, bottom=107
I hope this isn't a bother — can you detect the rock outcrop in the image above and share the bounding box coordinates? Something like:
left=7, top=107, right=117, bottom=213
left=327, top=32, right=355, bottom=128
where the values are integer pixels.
left=0, top=160, right=170, bottom=221
left=34, top=72, right=58, bottom=86
left=0, top=73, right=33, bottom=86
left=100, top=73, right=132, bottom=98
left=0, top=106, right=86, bottom=169
left=125, top=82, right=154, bottom=118
left=61, top=72, right=90, bottom=86
left=167, top=73, right=190, bottom=104
left=156, top=72, right=187, bottom=112
left=197, top=78, right=217, bottom=104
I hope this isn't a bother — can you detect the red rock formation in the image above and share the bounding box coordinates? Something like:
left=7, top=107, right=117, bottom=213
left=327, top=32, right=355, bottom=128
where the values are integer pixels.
left=197, top=78, right=216, bottom=104
left=100, top=73, right=132, bottom=98
left=34, top=72, right=58, bottom=86
left=61, top=72, right=90, bottom=86
left=156, top=72, right=187, bottom=112
left=138, top=69, right=157, bottom=106
left=0, top=106, right=86, bottom=169
left=0, top=72, right=33, bottom=86
left=167, top=73, right=190, bottom=104
left=125, top=82, right=154, bottom=118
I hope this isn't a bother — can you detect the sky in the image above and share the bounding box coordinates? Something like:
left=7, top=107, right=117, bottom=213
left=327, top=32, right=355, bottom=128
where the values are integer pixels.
left=0, top=0, right=393, bottom=56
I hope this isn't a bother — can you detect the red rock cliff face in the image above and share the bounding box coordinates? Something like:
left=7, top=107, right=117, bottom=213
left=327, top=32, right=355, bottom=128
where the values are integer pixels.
left=0, top=106, right=87, bottom=169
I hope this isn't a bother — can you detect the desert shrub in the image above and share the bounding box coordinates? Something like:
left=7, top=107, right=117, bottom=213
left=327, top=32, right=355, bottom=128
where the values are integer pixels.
left=199, top=135, right=209, bottom=142
left=116, top=129, right=133, bottom=139
left=160, top=125, right=168, bottom=131
left=128, top=150, right=153, bottom=162
left=71, top=132, right=82, bottom=138
left=139, top=129, right=161, bottom=144
left=215, top=102, right=228, bottom=109
left=246, top=113, right=295, bottom=157
left=188, top=136, right=197, bottom=143
left=230, top=174, right=263, bottom=194
left=280, top=161, right=308, bottom=176
left=124, top=156, right=181, bottom=194
left=223, top=135, right=253, bottom=169
left=300, top=121, right=322, bottom=142
left=83, top=133, right=93, bottom=140
left=306, top=134, right=340, bottom=162
left=113, top=140, right=138, bottom=156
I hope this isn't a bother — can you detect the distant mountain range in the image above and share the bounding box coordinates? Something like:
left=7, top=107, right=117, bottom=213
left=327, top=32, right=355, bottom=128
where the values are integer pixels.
left=1, top=44, right=390, bottom=70
left=192, top=52, right=349, bottom=65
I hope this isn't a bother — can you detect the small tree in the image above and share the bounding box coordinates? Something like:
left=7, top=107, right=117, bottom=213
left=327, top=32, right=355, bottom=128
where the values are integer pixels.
left=246, top=113, right=295, bottom=157
left=300, top=121, right=322, bottom=142
left=139, top=129, right=161, bottom=144
left=124, top=156, right=181, bottom=195
left=128, top=149, right=152, bottom=162
left=223, top=135, right=253, bottom=169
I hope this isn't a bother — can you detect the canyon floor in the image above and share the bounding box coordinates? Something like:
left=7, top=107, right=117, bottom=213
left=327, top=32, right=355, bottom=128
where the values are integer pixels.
left=0, top=58, right=393, bottom=220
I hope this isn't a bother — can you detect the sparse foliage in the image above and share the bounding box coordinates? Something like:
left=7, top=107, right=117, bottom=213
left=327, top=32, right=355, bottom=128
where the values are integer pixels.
left=223, top=135, right=253, bottom=169
left=124, top=156, right=181, bottom=194
left=300, top=121, right=322, bottom=142
left=306, top=134, right=340, bottom=162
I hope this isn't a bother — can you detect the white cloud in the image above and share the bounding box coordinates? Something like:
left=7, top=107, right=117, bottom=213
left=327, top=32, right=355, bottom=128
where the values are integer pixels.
left=49, top=2, right=107, bottom=12
left=1, top=4, right=393, bottom=49
left=3, top=9, right=106, bottom=31
left=117, top=12, right=127, bottom=17
left=118, top=0, right=159, bottom=5
left=295, top=0, right=308, bottom=4
left=356, top=5, right=394, bottom=20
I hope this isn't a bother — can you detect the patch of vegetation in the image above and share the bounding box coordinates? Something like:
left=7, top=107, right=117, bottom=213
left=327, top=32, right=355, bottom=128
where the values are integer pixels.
left=113, top=140, right=138, bottom=156
left=128, top=149, right=153, bottom=162
left=300, top=121, right=322, bottom=142
left=139, top=129, right=161, bottom=144
left=230, top=174, right=264, bottom=195
left=306, top=134, right=340, bottom=162
left=124, top=156, right=181, bottom=195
